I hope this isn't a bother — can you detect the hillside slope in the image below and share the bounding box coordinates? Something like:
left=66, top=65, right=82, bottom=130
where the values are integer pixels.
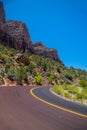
left=0, top=44, right=87, bottom=87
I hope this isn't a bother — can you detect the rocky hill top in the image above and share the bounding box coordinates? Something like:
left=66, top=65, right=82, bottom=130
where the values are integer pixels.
left=0, top=2, right=62, bottom=63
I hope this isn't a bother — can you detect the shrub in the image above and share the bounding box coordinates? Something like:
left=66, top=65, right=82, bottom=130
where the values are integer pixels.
left=52, top=85, right=63, bottom=96
left=56, top=66, right=61, bottom=73
left=48, top=75, right=54, bottom=84
left=5, top=62, right=11, bottom=73
left=62, top=85, right=78, bottom=94
left=65, top=73, right=73, bottom=81
left=64, top=92, right=71, bottom=99
left=68, top=86, right=78, bottom=94
left=46, top=71, right=52, bottom=77
left=48, top=74, right=57, bottom=84
left=79, top=80, right=87, bottom=88
left=0, top=54, right=7, bottom=63
left=76, top=92, right=83, bottom=99
left=15, top=69, right=22, bottom=85
left=41, top=62, right=47, bottom=72
left=0, top=67, right=4, bottom=77
left=7, top=65, right=28, bottom=84
left=34, top=75, right=42, bottom=85
left=7, top=69, right=16, bottom=81
left=15, top=65, right=28, bottom=84
left=76, top=89, right=87, bottom=99
left=81, top=89, right=87, bottom=99
left=63, top=85, right=71, bottom=90
left=28, top=64, right=37, bottom=77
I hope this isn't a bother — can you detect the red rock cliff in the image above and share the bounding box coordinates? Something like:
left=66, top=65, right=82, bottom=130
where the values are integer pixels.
left=0, top=2, right=62, bottom=63
left=4, top=20, right=32, bottom=49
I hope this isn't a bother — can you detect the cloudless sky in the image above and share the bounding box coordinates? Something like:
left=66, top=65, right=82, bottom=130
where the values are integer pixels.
left=1, top=0, right=87, bottom=71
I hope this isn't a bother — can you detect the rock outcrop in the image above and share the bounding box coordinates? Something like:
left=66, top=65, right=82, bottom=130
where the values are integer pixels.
left=33, top=44, right=61, bottom=62
left=15, top=53, right=30, bottom=65
left=0, top=1, right=62, bottom=63
left=0, top=30, right=15, bottom=48
left=32, top=42, right=44, bottom=47
left=4, top=20, right=32, bottom=49
left=0, top=2, right=32, bottom=50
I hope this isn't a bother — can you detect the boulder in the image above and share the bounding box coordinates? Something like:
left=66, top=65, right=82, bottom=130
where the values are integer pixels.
left=15, top=53, right=30, bottom=65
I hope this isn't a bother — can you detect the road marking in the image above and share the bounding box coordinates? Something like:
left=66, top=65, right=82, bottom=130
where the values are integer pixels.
left=30, top=87, right=87, bottom=119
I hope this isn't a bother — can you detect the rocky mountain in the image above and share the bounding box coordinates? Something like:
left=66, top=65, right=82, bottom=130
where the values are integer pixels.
left=0, top=2, right=62, bottom=63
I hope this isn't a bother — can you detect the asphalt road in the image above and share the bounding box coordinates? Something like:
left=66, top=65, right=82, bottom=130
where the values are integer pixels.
left=33, top=86, right=87, bottom=115
left=0, top=86, right=87, bottom=130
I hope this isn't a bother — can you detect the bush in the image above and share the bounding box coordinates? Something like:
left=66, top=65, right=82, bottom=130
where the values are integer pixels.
left=0, top=54, right=7, bottom=63
left=34, top=75, right=42, bottom=85
left=63, top=85, right=71, bottom=90
left=68, top=86, right=78, bottom=94
left=79, top=80, right=87, bottom=88
left=5, top=62, right=11, bottom=73
left=15, top=65, right=28, bottom=84
left=0, top=67, right=4, bottom=77
left=64, top=92, right=71, bottom=99
left=7, top=65, right=28, bottom=84
left=28, top=64, right=37, bottom=77
left=76, top=89, right=87, bottom=99
left=65, top=73, right=73, bottom=81
left=48, top=74, right=57, bottom=84
left=46, top=71, right=52, bottom=77
left=62, top=85, right=78, bottom=94
left=81, top=89, right=87, bottom=99
left=76, top=93, right=83, bottom=99
left=52, top=85, right=63, bottom=96
left=7, top=66, right=16, bottom=81
left=56, top=66, right=61, bottom=73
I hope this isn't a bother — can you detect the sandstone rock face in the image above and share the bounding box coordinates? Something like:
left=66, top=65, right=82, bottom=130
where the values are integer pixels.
left=15, top=53, right=30, bottom=65
left=0, top=2, right=32, bottom=50
left=33, top=45, right=62, bottom=63
left=4, top=20, right=32, bottom=50
left=0, top=2, right=6, bottom=22
left=33, top=42, right=44, bottom=47
left=0, top=20, right=32, bottom=50
left=0, top=2, right=62, bottom=63
left=0, top=25, right=19, bottom=49
left=32, top=42, right=62, bottom=62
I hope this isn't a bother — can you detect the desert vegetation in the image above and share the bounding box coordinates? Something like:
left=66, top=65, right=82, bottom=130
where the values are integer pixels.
left=0, top=43, right=87, bottom=105
left=0, top=43, right=87, bottom=88
left=52, top=80, right=87, bottom=105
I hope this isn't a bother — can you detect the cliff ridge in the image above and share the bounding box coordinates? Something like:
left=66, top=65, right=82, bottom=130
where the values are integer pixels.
left=0, top=2, right=62, bottom=63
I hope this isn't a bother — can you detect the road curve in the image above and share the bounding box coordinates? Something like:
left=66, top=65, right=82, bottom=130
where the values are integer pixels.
left=0, top=86, right=87, bottom=130
left=32, top=86, right=87, bottom=116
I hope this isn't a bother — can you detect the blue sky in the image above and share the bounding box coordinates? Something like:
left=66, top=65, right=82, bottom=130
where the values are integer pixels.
left=2, top=0, right=87, bottom=71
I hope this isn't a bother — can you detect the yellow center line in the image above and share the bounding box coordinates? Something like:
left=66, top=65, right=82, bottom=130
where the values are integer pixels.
left=30, top=87, right=87, bottom=119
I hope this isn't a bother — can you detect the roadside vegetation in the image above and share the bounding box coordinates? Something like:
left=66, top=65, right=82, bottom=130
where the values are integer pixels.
left=52, top=80, right=87, bottom=105
left=0, top=43, right=87, bottom=105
